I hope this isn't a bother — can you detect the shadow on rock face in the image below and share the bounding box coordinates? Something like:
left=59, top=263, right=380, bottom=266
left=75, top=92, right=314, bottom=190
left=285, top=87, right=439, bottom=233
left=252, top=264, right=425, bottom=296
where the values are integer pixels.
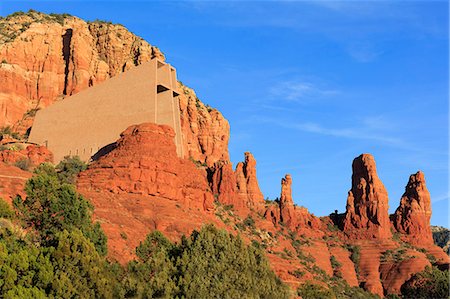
left=91, top=142, right=117, bottom=162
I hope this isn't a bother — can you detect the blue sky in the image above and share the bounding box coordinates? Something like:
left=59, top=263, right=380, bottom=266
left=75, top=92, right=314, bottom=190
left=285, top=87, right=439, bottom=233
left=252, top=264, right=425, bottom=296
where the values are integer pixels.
left=1, top=1, right=448, bottom=227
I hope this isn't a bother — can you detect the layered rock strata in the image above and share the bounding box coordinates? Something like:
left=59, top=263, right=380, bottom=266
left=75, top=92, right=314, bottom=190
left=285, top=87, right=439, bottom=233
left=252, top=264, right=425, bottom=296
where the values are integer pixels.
left=77, top=123, right=214, bottom=211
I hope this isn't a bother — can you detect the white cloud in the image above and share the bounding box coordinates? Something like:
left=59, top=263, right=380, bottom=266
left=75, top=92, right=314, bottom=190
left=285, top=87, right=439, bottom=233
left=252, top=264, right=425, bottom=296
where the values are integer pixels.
left=346, top=42, right=384, bottom=63
left=270, top=80, right=339, bottom=103
left=254, top=116, right=407, bottom=147
left=432, top=194, right=449, bottom=203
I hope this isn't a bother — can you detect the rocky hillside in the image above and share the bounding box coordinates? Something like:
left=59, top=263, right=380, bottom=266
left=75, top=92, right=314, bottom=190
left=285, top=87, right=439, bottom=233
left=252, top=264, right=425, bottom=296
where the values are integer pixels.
left=0, top=11, right=448, bottom=298
left=432, top=226, right=450, bottom=255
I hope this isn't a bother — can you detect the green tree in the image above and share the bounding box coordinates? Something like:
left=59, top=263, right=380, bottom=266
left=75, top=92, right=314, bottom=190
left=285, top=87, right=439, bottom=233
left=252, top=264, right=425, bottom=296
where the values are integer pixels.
left=55, top=155, right=88, bottom=184
left=45, top=229, right=113, bottom=298
left=297, top=282, right=335, bottom=299
left=173, top=225, right=289, bottom=298
left=120, top=231, right=178, bottom=298
left=115, top=225, right=290, bottom=298
left=0, top=225, right=54, bottom=297
left=13, top=164, right=107, bottom=255
left=0, top=197, right=14, bottom=219
left=401, top=266, right=449, bottom=299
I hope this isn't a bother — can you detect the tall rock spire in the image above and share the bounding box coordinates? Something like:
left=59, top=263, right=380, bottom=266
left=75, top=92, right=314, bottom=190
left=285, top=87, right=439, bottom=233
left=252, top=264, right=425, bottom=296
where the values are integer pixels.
left=343, top=154, right=392, bottom=239
left=234, top=152, right=265, bottom=210
left=280, top=174, right=293, bottom=223
left=393, top=171, right=433, bottom=244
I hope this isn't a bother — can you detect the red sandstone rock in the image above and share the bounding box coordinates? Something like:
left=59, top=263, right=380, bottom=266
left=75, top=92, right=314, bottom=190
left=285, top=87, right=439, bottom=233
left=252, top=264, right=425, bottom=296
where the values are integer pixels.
left=380, top=250, right=431, bottom=296
left=78, top=123, right=214, bottom=212
left=271, top=174, right=323, bottom=235
left=328, top=245, right=359, bottom=287
left=302, top=240, right=334, bottom=276
left=0, top=11, right=163, bottom=130
left=178, top=84, right=230, bottom=166
left=0, top=162, right=31, bottom=203
left=343, top=154, right=392, bottom=239
left=357, top=242, right=390, bottom=297
left=393, top=171, right=433, bottom=245
left=0, top=144, right=53, bottom=167
left=0, top=12, right=229, bottom=169
left=80, top=191, right=223, bottom=264
left=264, top=204, right=281, bottom=226
left=234, top=152, right=265, bottom=211
left=209, top=160, right=238, bottom=207
left=280, top=174, right=294, bottom=223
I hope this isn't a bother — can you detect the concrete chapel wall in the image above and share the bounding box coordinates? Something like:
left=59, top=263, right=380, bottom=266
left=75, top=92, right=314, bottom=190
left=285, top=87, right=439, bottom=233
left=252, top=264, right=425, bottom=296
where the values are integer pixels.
left=29, top=59, right=183, bottom=162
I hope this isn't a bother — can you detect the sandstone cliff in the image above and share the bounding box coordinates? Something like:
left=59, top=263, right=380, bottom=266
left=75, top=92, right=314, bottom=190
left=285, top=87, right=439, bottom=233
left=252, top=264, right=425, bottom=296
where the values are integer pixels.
left=0, top=10, right=162, bottom=130
left=77, top=123, right=220, bottom=262
left=78, top=123, right=214, bottom=212
left=178, top=84, right=230, bottom=166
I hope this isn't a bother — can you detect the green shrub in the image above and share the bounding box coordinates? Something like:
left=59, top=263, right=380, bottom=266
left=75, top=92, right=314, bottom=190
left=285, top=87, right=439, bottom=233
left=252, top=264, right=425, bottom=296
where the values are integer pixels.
left=329, top=278, right=381, bottom=299
left=55, top=155, right=88, bottom=184
left=0, top=198, right=14, bottom=219
left=14, top=158, right=31, bottom=171
left=223, top=204, right=234, bottom=211
left=24, top=108, right=40, bottom=117
left=297, top=282, right=334, bottom=299
left=121, top=224, right=289, bottom=298
left=13, top=164, right=107, bottom=255
left=345, top=244, right=361, bottom=274
left=288, top=269, right=305, bottom=278
left=401, top=266, right=449, bottom=299
left=330, top=255, right=342, bottom=269
left=243, top=215, right=255, bottom=228
left=327, top=223, right=340, bottom=231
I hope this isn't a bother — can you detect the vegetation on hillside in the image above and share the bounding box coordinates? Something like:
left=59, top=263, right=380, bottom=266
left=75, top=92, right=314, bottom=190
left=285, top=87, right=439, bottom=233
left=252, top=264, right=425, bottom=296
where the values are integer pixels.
left=0, top=160, right=448, bottom=298
left=401, top=266, right=449, bottom=299
left=0, top=165, right=290, bottom=298
left=431, top=225, right=450, bottom=255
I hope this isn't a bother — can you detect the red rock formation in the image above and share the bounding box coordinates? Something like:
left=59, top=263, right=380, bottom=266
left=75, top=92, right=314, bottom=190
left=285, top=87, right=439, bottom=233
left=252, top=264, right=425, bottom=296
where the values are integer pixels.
left=0, top=12, right=230, bottom=168
left=80, top=191, right=223, bottom=264
left=234, top=152, right=265, bottom=210
left=380, top=250, right=431, bottom=296
left=302, top=240, right=334, bottom=276
left=264, top=204, right=281, bottom=226
left=209, top=160, right=238, bottom=207
left=270, top=174, right=323, bottom=235
left=280, top=174, right=294, bottom=223
left=0, top=163, right=31, bottom=203
left=178, top=84, right=230, bottom=166
left=343, top=154, right=392, bottom=239
left=357, top=242, right=387, bottom=297
left=77, top=123, right=214, bottom=212
left=0, top=144, right=53, bottom=167
left=393, top=171, right=433, bottom=245
left=328, top=245, right=359, bottom=287
left=0, top=11, right=163, bottom=129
